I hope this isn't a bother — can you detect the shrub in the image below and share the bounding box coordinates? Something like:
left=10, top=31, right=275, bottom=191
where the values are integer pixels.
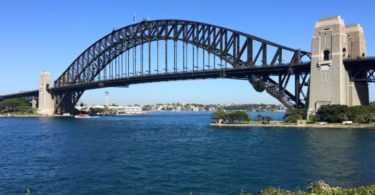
left=315, top=105, right=375, bottom=123
left=284, top=109, right=304, bottom=123
left=228, top=111, right=249, bottom=123
left=211, top=109, right=228, bottom=122
left=264, top=116, right=272, bottom=124
left=315, top=105, right=349, bottom=123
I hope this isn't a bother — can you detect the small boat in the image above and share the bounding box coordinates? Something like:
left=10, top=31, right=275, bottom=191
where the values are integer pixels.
left=74, top=114, right=91, bottom=119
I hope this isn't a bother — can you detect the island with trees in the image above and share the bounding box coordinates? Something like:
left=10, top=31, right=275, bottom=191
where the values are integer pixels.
left=211, top=109, right=273, bottom=127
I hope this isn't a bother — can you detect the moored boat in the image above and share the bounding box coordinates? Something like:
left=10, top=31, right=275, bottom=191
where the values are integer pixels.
left=74, top=114, right=91, bottom=119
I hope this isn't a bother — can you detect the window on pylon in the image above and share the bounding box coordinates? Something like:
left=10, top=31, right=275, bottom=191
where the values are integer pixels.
left=324, top=50, right=330, bottom=61
left=342, top=48, right=346, bottom=57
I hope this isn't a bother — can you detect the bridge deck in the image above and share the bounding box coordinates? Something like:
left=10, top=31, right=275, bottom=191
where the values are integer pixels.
left=0, top=90, right=39, bottom=101
left=344, top=57, right=375, bottom=82
left=51, top=64, right=310, bottom=92
left=344, top=57, right=375, bottom=67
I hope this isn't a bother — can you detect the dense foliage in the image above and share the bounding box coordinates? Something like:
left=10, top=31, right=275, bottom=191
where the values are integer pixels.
left=211, top=110, right=249, bottom=123
left=80, top=107, right=105, bottom=115
left=211, top=109, right=228, bottom=121
left=315, top=105, right=375, bottom=123
left=0, top=98, right=34, bottom=114
left=284, top=109, right=304, bottom=123
left=211, top=110, right=275, bottom=124
left=256, top=114, right=273, bottom=124
left=228, top=111, right=250, bottom=123
left=315, top=105, right=349, bottom=123
left=223, top=104, right=283, bottom=112
left=92, top=107, right=105, bottom=115
left=264, top=116, right=272, bottom=124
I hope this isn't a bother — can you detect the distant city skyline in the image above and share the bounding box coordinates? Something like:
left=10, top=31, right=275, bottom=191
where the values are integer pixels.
left=79, top=90, right=286, bottom=106
left=0, top=0, right=374, bottom=105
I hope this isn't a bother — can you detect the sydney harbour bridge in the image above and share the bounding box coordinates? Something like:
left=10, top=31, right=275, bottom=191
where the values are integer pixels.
left=1, top=16, right=374, bottom=116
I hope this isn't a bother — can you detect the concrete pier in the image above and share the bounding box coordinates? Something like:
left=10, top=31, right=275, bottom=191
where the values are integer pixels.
left=307, top=16, right=369, bottom=116
left=37, top=71, right=55, bottom=116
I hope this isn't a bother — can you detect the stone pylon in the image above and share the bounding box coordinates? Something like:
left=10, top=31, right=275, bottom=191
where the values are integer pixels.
left=346, top=24, right=369, bottom=106
left=307, top=16, right=369, bottom=116
left=37, top=71, right=55, bottom=116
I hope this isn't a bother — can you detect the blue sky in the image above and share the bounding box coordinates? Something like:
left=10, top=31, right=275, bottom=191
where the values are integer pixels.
left=0, top=0, right=374, bottom=105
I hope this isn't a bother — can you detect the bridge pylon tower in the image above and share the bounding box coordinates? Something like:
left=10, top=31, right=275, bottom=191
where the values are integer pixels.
left=307, top=16, right=369, bottom=116
left=37, top=71, right=55, bottom=116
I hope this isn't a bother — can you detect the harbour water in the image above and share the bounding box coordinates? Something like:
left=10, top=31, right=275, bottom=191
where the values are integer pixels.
left=1, top=112, right=375, bottom=194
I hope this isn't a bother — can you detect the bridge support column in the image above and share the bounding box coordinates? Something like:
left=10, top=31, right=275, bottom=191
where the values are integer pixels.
left=55, top=90, right=84, bottom=115
left=307, top=16, right=369, bottom=117
left=37, top=71, right=55, bottom=116
left=346, top=24, right=369, bottom=106
left=56, top=92, right=75, bottom=115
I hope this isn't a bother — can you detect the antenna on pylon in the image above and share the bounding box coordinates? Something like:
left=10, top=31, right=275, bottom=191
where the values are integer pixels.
left=133, top=12, right=136, bottom=22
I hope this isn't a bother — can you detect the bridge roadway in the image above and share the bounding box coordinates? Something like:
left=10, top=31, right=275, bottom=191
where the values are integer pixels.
left=51, top=63, right=310, bottom=92
left=0, top=63, right=310, bottom=100
left=0, top=90, right=39, bottom=101
left=344, top=57, right=375, bottom=82
left=0, top=63, right=308, bottom=102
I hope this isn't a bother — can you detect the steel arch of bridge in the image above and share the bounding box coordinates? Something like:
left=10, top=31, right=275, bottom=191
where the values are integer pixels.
left=53, top=20, right=311, bottom=114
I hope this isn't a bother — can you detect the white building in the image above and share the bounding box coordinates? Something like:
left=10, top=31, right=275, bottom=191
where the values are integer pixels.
left=75, top=104, right=142, bottom=115
left=117, top=106, right=143, bottom=115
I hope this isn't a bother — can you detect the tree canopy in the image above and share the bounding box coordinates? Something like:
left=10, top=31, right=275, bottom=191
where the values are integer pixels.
left=284, top=109, right=304, bottom=123
left=211, top=109, right=228, bottom=121
left=0, top=98, right=33, bottom=114
left=211, top=110, right=249, bottom=123
left=315, top=104, right=375, bottom=124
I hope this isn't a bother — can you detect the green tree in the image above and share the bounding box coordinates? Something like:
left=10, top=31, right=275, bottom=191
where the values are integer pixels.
left=367, top=112, right=375, bottom=123
left=314, top=105, right=375, bottom=124
left=315, top=105, right=349, bottom=123
left=354, top=114, right=366, bottom=124
left=284, top=109, right=304, bottom=123
left=219, top=111, right=250, bottom=123
left=89, top=107, right=105, bottom=115
left=211, top=109, right=228, bottom=122
left=348, top=105, right=375, bottom=123
left=337, top=112, right=348, bottom=122
left=0, top=98, right=32, bottom=114
left=264, top=116, right=272, bottom=124
left=227, top=112, right=236, bottom=123
left=230, top=111, right=249, bottom=123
